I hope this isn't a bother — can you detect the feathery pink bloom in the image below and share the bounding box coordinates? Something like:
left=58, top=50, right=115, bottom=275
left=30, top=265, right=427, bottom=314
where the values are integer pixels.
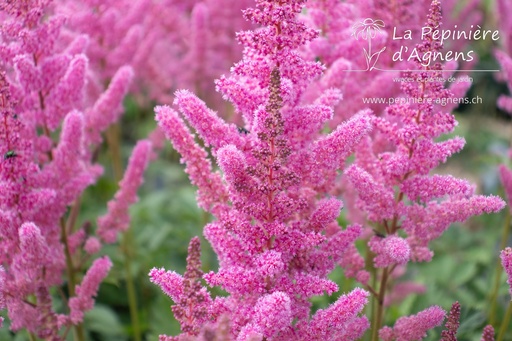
left=149, top=268, right=184, bottom=303
left=98, top=139, right=152, bottom=243
left=155, top=105, right=228, bottom=214
left=85, top=65, right=134, bottom=144
left=0, top=0, right=141, bottom=335
left=481, top=325, right=495, bottom=341
left=69, top=256, right=113, bottom=324
left=501, top=247, right=512, bottom=300
left=495, top=50, right=512, bottom=115
left=151, top=0, right=372, bottom=338
left=380, top=305, right=445, bottom=341
left=440, top=301, right=460, bottom=341
left=305, top=288, right=370, bottom=340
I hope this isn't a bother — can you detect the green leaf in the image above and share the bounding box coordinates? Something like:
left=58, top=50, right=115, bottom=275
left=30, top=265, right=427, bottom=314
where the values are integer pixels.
left=84, top=304, right=126, bottom=340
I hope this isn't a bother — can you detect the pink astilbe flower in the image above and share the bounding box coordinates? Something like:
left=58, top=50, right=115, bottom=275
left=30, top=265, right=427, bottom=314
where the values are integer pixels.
left=150, top=237, right=212, bottom=337
left=501, top=247, right=512, bottom=300
left=303, top=288, right=369, bottom=340
left=98, top=139, right=152, bottom=243
left=495, top=50, right=512, bottom=114
left=498, top=165, right=512, bottom=209
left=379, top=305, right=445, bottom=341
left=369, top=235, right=411, bottom=268
left=149, top=268, right=184, bottom=303
left=497, top=0, right=512, bottom=56
left=151, top=0, right=372, bottom=339
left=481, top=325, right=495, bottom=341
left=332, top=2, right=506, bottom=337
left=344, top=0, right=504, bottom=270
left=243, top=291, right=292, bottom=338
left=84, top=236, right=101, bottom=255
left=0, top=0, right=141, bottom=336
left=155, top=105, right=228, bottom=214
left=440, top=301, right=460, bottom=341
left=56, top=0, right=151, bottom=85
left=58, top=0, right=253, bottom=109
left=0, top=267, right=4, bottom=328
left=85, top=65, right=134, bottom=144
left=68, top=256, right=113, bottom=324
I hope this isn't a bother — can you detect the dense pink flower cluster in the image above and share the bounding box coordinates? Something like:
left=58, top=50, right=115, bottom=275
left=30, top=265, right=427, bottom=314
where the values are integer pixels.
left=151, top=0, right=375, bottom=339
left=379, top=306, right=445, bottom=341
left=0, top=0, right=151, bottom=338
left=0, top=0, right=510, bottom=339
left=495, top=0, right=512, bottom=313
left=342, top=0, right=503, bottom=278
left=56, top=0, right=253, bottom=107
left=149, top=0, right=509, bottom=340
left=502, top=248, right=512, bottom=300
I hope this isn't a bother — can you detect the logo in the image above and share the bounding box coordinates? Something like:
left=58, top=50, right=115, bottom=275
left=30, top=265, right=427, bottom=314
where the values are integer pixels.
left=349, top=18, right=500, bottom=73
left=351, top=18, right=387, bottom=71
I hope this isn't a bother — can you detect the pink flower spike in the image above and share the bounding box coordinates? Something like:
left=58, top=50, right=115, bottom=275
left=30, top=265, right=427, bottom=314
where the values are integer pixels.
left=501, top=247, right=512, bottom=300
left=148, top=268, right=184, bottom=303
left=155, top=105, right=228, bottom=213
left=308, top=288, right=370, bottom=340
left=384, top=305, right=446, bottom=341
left=86, top=65, right=134, bottom=144
left=97, top=140, right=152, bottom=243
left=174, top=89, right=242, bottom=150
left=69, top=256, right=112, bottom=324
left=314, top=110, right=373, bottom=170
left=251, top=292, right=291, bottom=338
left=481, top=325, right=495, bottom=341
left=48, top=54, right=88, bottom=129
left=499, top=165, right=512, bottom=211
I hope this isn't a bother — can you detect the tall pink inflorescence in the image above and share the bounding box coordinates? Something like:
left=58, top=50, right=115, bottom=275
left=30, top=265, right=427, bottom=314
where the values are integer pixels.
left=501, top=247, right=512, bottom=300
left=0, top=0, right=150, bottom=337
left=326, top=0, right=505, bottom=337
left=150, top=0, right=373, bottom=339
left=440, top=301, right=460, bottom=341
left=97, top=139, right=152, bottom=243
left=68, top=257, right=113, bottom=324
left=379, top=305, right=445, bottom=341
left=342, top=0, right=504, bottom=284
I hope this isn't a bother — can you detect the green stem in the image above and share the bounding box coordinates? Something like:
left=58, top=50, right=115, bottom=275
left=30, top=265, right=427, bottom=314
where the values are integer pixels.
left=497, top=301, right=512, bottom=341
left=60, top=219, right=85, bottom=341
left=489, top=210, right=511, bottom=325
left=122, top=230, right=142, bottom=341
left=367, top=247, right=377, bottom=341
left=106, top=124, right=123, bottom=181
left=371, top=267, right=390, bottom=341
left=27, top=331, right=37, bottom=341
left=107, top=121, right=142, bottom=340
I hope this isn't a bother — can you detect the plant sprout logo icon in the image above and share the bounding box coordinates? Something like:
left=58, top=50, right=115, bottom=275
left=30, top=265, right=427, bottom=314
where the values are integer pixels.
left=351, top=18, right=387, bottom=71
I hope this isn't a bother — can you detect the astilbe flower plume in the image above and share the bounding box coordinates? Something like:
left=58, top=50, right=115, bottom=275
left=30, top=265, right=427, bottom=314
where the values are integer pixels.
left=440, top=301, right=460, bottom=341
left=343, top=0, right=504, bottom=279
left=0, top=0, right=150, bottom=337
left=334, top=0, right=504, bottom=338
left=150, top=0, right=374, bottom=339
left=56, top=0, right=254, bottom=109
left=151, top=237, right=213, bottom=338
left=501, top=247, right=512, bottom=300
left=481, top=325, right=495, bottom=341
left=379, top=306, right=445, bottom=341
